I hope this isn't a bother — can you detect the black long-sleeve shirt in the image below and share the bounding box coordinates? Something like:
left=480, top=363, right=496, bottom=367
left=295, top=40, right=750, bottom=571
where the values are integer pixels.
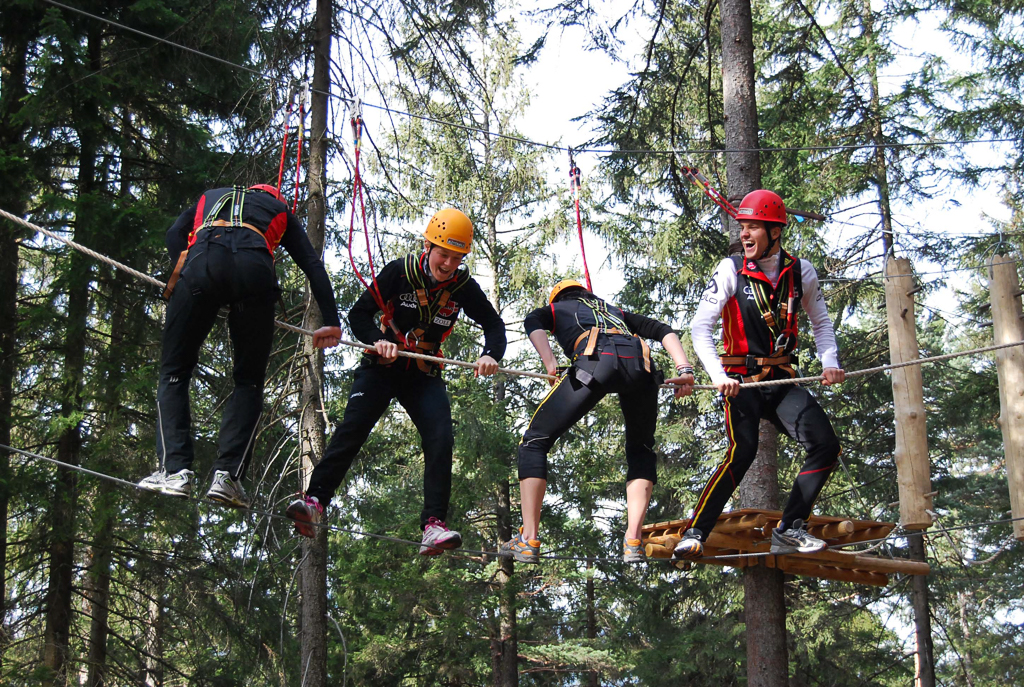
left=348, top=254, right=506, bottom=361
left=524, top=298, right=673, bottom=358
left=165, top=188, right=341, bottom=327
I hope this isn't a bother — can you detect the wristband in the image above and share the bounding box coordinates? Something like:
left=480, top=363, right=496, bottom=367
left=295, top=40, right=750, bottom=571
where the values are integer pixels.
left=676, top=365, right=694, bottom=375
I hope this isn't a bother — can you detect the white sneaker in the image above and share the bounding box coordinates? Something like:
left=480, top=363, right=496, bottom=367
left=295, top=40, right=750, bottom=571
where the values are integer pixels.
left=419, top=517, right=462, bottom=556
left=138, top=469, right=194, bottom=498
left=205, top=470, right=250, bottom=508
left=770, top=519, right=827, bottom=554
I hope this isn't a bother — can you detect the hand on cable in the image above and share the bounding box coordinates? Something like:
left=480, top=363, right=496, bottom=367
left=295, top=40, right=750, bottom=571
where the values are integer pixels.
left=312, top=326, right=342, bottom=349
left=821, top=367, right=845, bottom=386
left=374, top=339, right=399, bottom=364
left=666, top=373, right=695, bottom=398
left=716, top=378, right=741, bottom=398
left=544, top=362, right=560, bottom=386
left=475, top=355, right=499, bottom=377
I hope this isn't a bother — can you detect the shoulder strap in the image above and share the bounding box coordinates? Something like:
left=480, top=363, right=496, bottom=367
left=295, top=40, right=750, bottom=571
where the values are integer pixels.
left=730, top=255, right=744, bottom=271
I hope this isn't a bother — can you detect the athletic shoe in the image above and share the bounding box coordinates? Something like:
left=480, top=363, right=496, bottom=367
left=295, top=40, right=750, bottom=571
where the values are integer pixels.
left=138, top=469, right=194, bottom=498
left=770, top=519, right=827, bottom=555
left=284, top=497, right=323, bottom=540
left=285, top=495, right=323, bottom=538
left=419, top=517, right=462, bottom=556
left=205, top=470, right=250, bottom=508
left=499, top=526, right=541, bottom=563
left=623, top=537, right=646, bottom=563
left=672, top=528, right=704, bottom=560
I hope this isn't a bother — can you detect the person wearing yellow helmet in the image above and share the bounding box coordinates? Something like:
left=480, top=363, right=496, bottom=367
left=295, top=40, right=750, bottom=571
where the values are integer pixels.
left=286, top=208, right=506, bottom=556
left=500, top=281, right=695, bottom=563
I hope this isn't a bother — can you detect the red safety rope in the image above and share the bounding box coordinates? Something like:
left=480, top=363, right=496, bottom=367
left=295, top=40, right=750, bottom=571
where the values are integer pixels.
left=347, top=103, right=391, bottom=333
left=568, top=149, right=593, bottom=292
left=680, top=166, right=740, bottom=219
left=276, top=84, right=297, bottom=192
left=291, top=83, right=309, bottom=214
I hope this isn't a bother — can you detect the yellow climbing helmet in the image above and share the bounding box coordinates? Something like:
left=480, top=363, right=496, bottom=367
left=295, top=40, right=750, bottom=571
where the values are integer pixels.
left=423, top=208, right=473, bottom=254
left=549, top=279, right=586, bottom=304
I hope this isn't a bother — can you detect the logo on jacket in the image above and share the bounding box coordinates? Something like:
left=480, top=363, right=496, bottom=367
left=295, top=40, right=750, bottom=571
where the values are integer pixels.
left=438, top=301, right=459, bottom=317
left=743, top=285, right=755, bottom=297
left=746, top=261, right=757, bottom=270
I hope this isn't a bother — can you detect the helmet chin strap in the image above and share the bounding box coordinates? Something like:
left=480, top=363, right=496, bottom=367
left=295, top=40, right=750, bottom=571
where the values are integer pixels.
left=759, top=230, right=780, bottom=259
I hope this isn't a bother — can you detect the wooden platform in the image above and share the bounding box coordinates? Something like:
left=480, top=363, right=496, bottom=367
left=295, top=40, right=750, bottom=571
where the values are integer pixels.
left=641, top=509, right=929, bottom=586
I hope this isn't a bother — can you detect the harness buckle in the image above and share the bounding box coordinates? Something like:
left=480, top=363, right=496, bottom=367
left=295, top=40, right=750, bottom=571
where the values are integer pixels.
left=745, top=355, right=757, bottom=373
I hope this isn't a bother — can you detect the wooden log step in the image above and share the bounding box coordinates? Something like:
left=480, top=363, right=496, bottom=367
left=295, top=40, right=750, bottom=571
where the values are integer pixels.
left=779, top=560, right=889, bottom=587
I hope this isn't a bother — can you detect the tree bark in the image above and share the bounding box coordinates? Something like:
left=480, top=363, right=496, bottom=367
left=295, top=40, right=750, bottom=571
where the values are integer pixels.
left=494, top=479, right=518, bottom=687
left=720, top=0, right=789, bottom=682
left=908, top=536, right=935, bottom=687
left=42, top=24, right=103, bottom=686
left=296, top=0, right=332, bottom=683
left=0, top=1, right=42, bottom=663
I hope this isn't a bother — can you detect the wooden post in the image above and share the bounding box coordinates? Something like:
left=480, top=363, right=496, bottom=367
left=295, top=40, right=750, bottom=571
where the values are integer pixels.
left=884, top=256, right=933, bottom=530
left=988, top=254, right=1024, bottom=541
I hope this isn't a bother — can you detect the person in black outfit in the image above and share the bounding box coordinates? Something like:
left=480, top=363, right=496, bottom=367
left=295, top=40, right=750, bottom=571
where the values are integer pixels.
left=286, top=208, right=506, bottom=555
left=139, top=184, right=342, bottom=508
left=500, top=280, right=695, bottom=563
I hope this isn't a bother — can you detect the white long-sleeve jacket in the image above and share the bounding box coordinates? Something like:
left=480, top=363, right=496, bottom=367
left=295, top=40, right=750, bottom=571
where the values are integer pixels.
left=690, top=253, right=840, bottom=384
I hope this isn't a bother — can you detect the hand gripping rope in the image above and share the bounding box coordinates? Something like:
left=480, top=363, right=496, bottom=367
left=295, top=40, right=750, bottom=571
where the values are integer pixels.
left=568, top=148, right=593, bottom=292
left=3, top=207, right=1024, bottom=388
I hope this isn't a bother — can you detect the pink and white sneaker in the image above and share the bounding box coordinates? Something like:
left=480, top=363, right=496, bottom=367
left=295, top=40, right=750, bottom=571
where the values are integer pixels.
left=285, top=495, right=323, bottom=538
left=419, top=517, right=462, bottom=555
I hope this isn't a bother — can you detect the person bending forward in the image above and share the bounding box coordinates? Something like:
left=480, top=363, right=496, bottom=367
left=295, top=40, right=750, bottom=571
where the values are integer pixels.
left=501, top=280, right=694, bottom=563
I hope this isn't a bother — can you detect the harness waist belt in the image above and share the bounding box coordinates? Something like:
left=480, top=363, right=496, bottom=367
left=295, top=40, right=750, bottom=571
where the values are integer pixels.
left=572, top=327, right=651, bottom=374
left=162, top=221, right=270, bottom=299
left=720, top=353, right=795, bottom=383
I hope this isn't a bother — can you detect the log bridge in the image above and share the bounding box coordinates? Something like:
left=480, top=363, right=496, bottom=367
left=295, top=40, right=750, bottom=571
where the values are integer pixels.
left=641, top=509, right=930, bottom=586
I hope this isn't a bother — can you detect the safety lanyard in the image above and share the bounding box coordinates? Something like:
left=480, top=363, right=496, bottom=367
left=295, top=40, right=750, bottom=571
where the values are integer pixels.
left=568, top=148, right=593, bottom=292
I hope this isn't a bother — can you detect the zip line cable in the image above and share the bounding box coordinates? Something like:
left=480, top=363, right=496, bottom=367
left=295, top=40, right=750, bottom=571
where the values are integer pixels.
left=36, top=0, right=1022, bottom=159
left=0, top=443, right=629, bottom=565
left=4, top=206, right=1024, bottom=391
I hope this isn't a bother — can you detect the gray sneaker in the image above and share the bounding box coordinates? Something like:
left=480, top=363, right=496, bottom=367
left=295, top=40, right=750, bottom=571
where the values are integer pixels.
left=672, top=528, right=704, bottom=560
left=205, top=470, right=250, bottom=509
left=623, top=537, right=646, bottom=563
left=138, top=469, right=194, bottom=498
left=770, top=519, right=827, bottom=555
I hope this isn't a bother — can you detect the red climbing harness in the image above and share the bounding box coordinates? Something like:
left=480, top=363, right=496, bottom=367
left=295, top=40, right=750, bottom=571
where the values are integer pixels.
left=568, top=148, right=593, bottom=292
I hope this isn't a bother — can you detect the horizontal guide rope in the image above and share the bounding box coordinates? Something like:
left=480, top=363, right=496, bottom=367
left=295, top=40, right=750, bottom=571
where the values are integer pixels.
left=0, top=443, right=630, bottom=566
left=5, top=207, right=1024, bottom=390
left=38, top=0, right=1020, bottom=158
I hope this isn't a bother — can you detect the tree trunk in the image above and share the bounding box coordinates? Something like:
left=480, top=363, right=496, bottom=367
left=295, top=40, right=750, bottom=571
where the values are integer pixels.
left=42, top=24, right=103, bottom=686
left=296, top=1, right=332, bottom=683
left=0, top=1, right=42, bottom=663
left=494, top=479, right=518, bottom=687
left=719, top=0, right=789, bottom=683
left=908, top=536, right=935, bottom=687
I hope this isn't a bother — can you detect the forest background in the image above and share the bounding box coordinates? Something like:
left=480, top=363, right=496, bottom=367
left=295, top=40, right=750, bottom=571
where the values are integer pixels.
left=1, top=0, right=1023, bottom=684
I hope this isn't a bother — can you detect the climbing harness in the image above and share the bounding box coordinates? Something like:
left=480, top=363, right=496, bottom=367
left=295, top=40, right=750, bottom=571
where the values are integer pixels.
left=571, top=297, right=652, bottom=373
left=162, top=187, right=278, bottom=299
left=719, top=255, right=801, bottom=382
left=568, top=148, right=593, bottom=291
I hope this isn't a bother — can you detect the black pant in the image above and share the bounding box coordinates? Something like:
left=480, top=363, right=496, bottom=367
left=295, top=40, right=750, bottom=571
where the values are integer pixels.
left=518, top=340, right=660, bottom=484
left=157, top=242, right=277, bottom=480
left=690, top=382, right=841, bottom=540
left=306, top=362, right=454, bottom=529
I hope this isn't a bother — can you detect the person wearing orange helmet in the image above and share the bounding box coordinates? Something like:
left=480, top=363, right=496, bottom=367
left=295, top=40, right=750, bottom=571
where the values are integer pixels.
left=668, top=189, right=845, bottom=561
left=139, top=185, right=342, bottom=507
left=287, top=208, right=506, bottom=555
left=500, top=280, right=695, bottom=563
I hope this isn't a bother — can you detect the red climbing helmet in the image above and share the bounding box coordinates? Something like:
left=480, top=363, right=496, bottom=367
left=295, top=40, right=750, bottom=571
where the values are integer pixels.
left=248, top=184, right=285, bottom=203
left=736, top=190, right=787, bottom=225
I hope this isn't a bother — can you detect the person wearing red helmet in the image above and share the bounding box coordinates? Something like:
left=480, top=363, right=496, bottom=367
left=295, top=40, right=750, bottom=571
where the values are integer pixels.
left=499, top=280, right=695, bottom=563
left=139, top=185, right=343, bottom=507
left=285, top=209, right=507, bottom=555
left=667, top=189, right=846, bottom=560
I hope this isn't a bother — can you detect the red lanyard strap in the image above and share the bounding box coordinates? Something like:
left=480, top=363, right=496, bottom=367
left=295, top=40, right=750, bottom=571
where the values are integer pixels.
left=568, top=148, right=592, bottom=292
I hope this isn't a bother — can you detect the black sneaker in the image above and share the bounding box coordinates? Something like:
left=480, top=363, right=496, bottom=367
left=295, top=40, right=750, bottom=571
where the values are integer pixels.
left=672, top=528, right=704, bottom=560
left=770, top=519, right=826, bottom=554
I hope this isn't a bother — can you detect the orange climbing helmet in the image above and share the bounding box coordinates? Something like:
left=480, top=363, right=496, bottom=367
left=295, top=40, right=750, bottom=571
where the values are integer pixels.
left=248, top=184, right=285, bottom=203
left=549, top=279, right=586, bottom=304
left=423, top=208, right=473, bottom=254
left=736, top=189, right=787, bottom=225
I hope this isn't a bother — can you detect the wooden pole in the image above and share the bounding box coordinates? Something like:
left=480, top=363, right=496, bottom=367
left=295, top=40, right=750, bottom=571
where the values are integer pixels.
left=988, top=253, right=1024, bottom=541
left=884, top=256, right=933, bottom=530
